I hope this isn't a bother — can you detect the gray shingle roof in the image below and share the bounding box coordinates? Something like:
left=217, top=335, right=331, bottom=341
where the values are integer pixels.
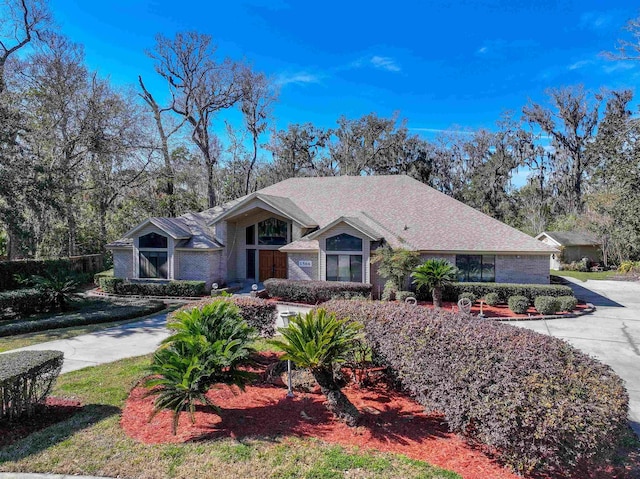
left=540, top=231, right=600, bottom=247
left=256, top=176, right=556, bottom=253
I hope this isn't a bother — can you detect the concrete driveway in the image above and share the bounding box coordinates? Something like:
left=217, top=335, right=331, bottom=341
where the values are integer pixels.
left=510, top=278, right=640, bottom=436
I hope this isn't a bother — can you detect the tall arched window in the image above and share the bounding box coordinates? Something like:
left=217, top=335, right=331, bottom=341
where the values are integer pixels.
left=326, top=233, right=363, bottom=282
left=138, top=232, right=168, bottom=279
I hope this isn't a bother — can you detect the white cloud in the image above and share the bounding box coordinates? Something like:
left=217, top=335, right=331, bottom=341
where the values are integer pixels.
left=477, top=46, right=488, bottom=54
left=568, top=59, right=592, bottom=71
left=580, top=11, right=614, bottom=30
left=275, top=72, right=321, bottom=86
left=370, top=56, right=401, bottom=72
left=603, top=61, right=635, bottom=74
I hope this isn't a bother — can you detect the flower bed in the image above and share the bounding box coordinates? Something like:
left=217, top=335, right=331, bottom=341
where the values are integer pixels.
left=417, top=301, right=590, bottom=319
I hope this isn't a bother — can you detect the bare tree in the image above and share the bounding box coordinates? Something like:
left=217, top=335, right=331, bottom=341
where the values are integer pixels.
left=606, top=15, right=640, bottom=61
left=150, top=32, right=242, bottom=207
left=239, top=67, right=277, bottom=195
left=138, top=75, right=185, bottom=216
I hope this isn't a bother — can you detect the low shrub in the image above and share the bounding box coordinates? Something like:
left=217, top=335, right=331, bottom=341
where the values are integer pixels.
left=320, top=300, right=629, bottom=475
left=484, top=292, right=499, bottom=306
left=534, top=296, right=560, bottom=315
left=458, top=292, right=476, bottom=304
left=93, top=269, right=114, bottom=287
left=263, top=279, right=372, bottom=304
left=442, top=282, right=573, bottom=303
left=169, top=296, right=278, bottom=338
left=99, top=278, right=205, bottom=297
left=395, top=290, right=414, bottom=302
left=618, top=260, right=640, bottom=274
left=381, top=281, right=397, bottom=301
left=0, top=350, right=64, bottom=420
left=0, top=288, right=50, bottom=319
left=558, top=295, right=578, bottom=312
left=508, top=295, right=529, bottom=314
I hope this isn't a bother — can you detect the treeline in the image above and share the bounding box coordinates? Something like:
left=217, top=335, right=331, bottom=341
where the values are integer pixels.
left=1, top=0, right=639, bottom=265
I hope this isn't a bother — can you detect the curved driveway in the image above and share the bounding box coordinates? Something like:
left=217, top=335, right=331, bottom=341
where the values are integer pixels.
left=509, top=278, right=640, bottom=436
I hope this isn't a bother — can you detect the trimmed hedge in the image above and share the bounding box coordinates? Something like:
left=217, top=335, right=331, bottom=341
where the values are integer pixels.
left=99, top=278, right=206, bottom=297
left=0, top=255, right=104, bottom=291
left=93, top=269, right=114, bottom=287
left=0, top=350, right=63, bottom=420
left=508, top=295, right=530, bottom=314
left=559, top=295, right=578, bottom=312
left=0, top=300, right=165, bottom=337
left=0, top=288, right=50, bottom=319
left=484, top=292, right=499, bottom=306
left=534, top=296, right=560, bottom=315
left=170, top=296, right=278, bottom=338
left=263, top=279, right=372, bottom=304
left=439, top=282, right=574, bottom=303
left=320, top=300, right=629, bottom=474
left=458, top=292, right=477, bottom=304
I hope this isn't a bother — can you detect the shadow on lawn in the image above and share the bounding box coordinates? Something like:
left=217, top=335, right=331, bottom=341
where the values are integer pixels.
left=189, top=383, right=450, bottom=446
left=0, top=404, right=120, bottom=462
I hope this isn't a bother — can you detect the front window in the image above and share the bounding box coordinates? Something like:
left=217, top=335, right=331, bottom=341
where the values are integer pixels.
left=326, top=254, right=363, bottom=282
left=456, top=254, right=495, bottom=282
left=326, top=233, right=362, bottom=251
left=139, top=232, right=167, bottom=249
left=139, top=251, right=168, bottom=279
left=258, top=218, right=288, bottom=245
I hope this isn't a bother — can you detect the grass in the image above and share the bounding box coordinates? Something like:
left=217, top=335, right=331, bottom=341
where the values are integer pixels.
left=551, top=269, right=618, bottom=282
left=0, top=355, right=460, bottom=479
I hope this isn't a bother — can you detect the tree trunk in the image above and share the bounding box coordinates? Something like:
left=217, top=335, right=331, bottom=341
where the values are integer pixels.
left=207, top=158, right=217, bottom=208
left=432, top=287, right=443, bottom=308
left=311, top=367, right=360, bottom=427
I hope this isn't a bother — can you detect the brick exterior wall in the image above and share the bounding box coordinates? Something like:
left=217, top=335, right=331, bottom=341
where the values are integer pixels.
left=176, top=250, right=225, bottom=290
left=495, top=254, right=550, bottom=284
left=113, top=249, right=133, bottom=278
left=287, top=252, right=318, bottom=281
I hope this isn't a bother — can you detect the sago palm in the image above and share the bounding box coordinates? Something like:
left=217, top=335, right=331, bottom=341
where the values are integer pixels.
left=411, top=259, right=458, bottom=307
left=269, top=309, right=362, bottom=426
left=144, top=300, right=257, bottom=434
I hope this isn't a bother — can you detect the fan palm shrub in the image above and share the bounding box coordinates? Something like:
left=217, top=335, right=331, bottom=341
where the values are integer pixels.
left=411, top=259, right=458, bottom=307
left=270, top=309, right=362, bottom=426
left=144, top=300, right=257, bottom=434
left=30, top=270, right=79, bottom=311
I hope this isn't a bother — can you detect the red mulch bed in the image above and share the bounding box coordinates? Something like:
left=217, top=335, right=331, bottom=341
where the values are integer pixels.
left=121, top=353, right=637, bottom=479
left=417, top=301, right=590, bottom=319
left=0, top=397, right=83, bottom=448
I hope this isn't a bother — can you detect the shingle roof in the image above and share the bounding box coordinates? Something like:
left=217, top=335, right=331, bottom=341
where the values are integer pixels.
left=255, top=176, right=556, bottom=253
left=539, top=231, right=600, bottom=247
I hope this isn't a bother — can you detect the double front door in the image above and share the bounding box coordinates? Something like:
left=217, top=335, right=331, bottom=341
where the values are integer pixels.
left=259, top=250, right=287, bottom=281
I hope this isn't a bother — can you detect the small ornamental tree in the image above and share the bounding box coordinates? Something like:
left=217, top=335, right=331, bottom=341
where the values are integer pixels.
left=371, top=246, right=420, bottom=292
left=411, top=259, right=457, bottom=307
left=270, top=309, right=362, bottom=426
left=144, top=300, right=256, bottom=434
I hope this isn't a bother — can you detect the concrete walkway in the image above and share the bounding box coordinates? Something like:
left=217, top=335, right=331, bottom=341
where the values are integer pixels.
left=4, top=303, right=311, bottom=374
left=510, top=277, right=640, bottom=437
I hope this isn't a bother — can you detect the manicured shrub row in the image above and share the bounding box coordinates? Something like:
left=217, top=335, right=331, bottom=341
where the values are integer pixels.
left=0, top=288, right=50, bottom=319
left=263, top=279, right=372, bottom=304
left=457, top=292, right=477, bottom=303
left=559, top=295, right=578, bottom=312
left=320, top=300, right=628, bottom=475
left=99, top=278, right=206, bottom=297
left=170, top=296, right=278, bottom=338
left=0, top=300, right=165, bottom=337
left=0, top=350, right=63, bottom=420
left=93, top=269, right=114, bottom=287
left=440, top=282, right=574, bottom=303
left=508, top=295, right=530, bottom=314
left=534, top=296, right=561, bottom=315
left=0, top=255, right=104, bottom=292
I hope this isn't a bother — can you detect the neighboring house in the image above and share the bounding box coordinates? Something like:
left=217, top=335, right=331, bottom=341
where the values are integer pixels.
left=107, top=175, right=557, bottom=296
left=535, top=231, right=602, bottom=270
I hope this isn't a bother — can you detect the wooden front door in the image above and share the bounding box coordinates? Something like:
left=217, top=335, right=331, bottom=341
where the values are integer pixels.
left=259, top=250, right=288, bottom=281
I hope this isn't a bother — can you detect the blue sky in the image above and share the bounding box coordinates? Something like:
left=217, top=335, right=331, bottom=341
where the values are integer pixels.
left=48, top=0, right=639, bottom=138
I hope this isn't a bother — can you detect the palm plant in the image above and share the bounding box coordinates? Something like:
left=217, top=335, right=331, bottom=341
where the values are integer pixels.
left=269, top=309, right=362, bottom=426
left=144, top=300, right=257, bottom=434
left=411, top=259, right=458, bottom=307
left=30, top=270, right=79, bottom=311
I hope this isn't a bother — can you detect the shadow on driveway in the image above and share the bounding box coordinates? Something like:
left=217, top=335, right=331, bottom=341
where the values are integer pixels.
left=566, top=282, right=624, bottom=307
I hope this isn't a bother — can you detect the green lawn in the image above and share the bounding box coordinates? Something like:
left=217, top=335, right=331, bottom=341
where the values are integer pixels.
left=0, top=355, right=460, bottom=479
left=551, top=269, right=618, bottom=282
